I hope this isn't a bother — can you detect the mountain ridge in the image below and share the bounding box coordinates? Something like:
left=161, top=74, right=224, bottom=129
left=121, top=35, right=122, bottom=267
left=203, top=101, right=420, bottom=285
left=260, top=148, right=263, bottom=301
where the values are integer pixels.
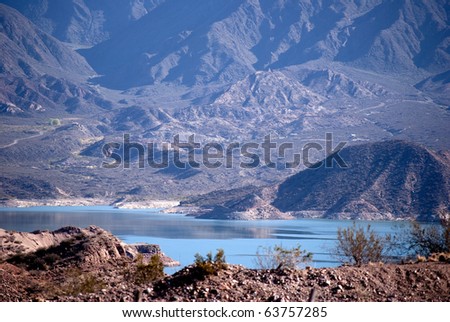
left=0, top=4, right=112, bottom=114
left=179, top=140, right=450, bottom=221
left=0, top=0, right=167, bottom=46
left=81, top=0, right=450, bottom=89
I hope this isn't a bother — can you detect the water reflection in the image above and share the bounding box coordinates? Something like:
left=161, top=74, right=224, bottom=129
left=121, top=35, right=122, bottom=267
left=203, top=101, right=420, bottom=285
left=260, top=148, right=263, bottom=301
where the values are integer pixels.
left=0, top=206, right=398, bottom=271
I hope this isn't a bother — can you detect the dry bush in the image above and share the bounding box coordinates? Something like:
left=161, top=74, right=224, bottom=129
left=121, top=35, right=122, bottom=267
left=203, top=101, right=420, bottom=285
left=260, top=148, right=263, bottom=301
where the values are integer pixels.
left=193, top=249, right=227, bottom=277
left=255, top=244, right=312, bottom=270
left=404, top=213, right=449, bottom=257
left=333, top=223, right=390, bottom=266
left=59, top=268, right=106, bottom=296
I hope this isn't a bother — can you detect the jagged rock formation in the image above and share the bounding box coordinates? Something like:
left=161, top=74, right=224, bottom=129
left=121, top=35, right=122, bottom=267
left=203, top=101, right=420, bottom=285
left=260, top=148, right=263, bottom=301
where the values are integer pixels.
left=213, top=70, right=324, bottom=109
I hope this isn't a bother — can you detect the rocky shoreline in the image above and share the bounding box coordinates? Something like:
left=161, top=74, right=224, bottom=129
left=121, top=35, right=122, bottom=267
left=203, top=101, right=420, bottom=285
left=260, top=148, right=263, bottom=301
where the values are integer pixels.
left=0, top=225, right=449, bottom=302
left=0, top=225, right=179, bottom=266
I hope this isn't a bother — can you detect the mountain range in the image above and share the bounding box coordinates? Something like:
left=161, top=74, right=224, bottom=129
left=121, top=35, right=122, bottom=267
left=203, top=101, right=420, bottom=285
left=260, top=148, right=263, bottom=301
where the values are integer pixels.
left=78, top=0, right=450, bottom=88
left=0, top=0, right=449, bottom=220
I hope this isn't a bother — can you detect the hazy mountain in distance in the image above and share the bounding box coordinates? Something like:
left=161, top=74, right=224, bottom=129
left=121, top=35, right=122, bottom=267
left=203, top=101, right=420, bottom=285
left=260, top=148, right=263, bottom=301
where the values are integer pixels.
left=81, top=0, right=450, bottom=89
left=0, top=0, right=166, bottom=46
left=0, top=4, right=111, bottom=114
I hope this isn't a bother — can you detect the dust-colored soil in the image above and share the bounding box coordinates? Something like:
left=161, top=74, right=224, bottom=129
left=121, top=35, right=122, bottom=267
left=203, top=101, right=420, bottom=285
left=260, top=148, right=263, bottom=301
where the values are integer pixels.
left=1, top=261, right=448, bottom=302
left=148, top=262, right=449, bottom=302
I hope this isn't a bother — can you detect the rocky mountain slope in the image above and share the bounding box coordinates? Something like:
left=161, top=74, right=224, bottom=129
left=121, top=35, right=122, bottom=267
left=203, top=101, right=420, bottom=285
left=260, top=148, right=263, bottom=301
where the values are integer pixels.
left=273, top=140, right=450, bottom=220
left=0, top=4, right=92, bottom=77
left=0, top=1, right=448, bottom=210
left=415, top=70, right=450, bottom=105
left=0, top=4, right=111, bottom=114
left=179, top=140, right=450, bottom=221
left=81, top=0, right=450, bottom=88
left=148, top=261, right=450, bottom=302
left=0, top=0, right=166, bottom=46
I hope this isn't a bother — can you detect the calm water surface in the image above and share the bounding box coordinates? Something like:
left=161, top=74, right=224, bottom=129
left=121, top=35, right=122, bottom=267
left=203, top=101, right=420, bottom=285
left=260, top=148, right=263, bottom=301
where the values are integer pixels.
left=0, top=206, right=400, bottom=272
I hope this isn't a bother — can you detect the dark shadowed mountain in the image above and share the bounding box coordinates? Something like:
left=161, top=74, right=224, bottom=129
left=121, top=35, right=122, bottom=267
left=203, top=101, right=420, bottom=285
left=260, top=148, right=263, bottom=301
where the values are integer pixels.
left=0, top=0, right=166, bottom=45
left=415, top=70, right=450, bottom=106
left=273, top=140, right=450, bottom=221
left=0, top=4, right=111, bottom=114
left=0, top=4, right=92, bottom=77
left=81, top=0, right=450, bottom=89
left=182, top=141, right=450, bottom=221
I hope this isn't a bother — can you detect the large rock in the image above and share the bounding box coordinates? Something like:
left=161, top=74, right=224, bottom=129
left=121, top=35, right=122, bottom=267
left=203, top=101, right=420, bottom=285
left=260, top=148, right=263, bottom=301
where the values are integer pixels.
left=0, top=225, right=178, bottom=266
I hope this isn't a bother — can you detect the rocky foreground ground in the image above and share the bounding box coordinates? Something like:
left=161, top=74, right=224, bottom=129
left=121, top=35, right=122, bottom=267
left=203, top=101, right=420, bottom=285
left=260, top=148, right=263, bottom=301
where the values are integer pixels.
left=0, top=226, right=448, bottom=302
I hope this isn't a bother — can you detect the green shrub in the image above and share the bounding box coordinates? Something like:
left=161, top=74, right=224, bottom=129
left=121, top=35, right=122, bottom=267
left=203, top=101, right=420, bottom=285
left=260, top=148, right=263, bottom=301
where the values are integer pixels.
left=49, top=118, right=61, bottom=126
left=334, top=222, right=390, bottom=266
left=255, top=244, right=312, bottom=270
left=133, top=254, right=165, bottom=285
left=194, top=249, right=227, bottom=276
left=62, top=268, right=105, bottom=295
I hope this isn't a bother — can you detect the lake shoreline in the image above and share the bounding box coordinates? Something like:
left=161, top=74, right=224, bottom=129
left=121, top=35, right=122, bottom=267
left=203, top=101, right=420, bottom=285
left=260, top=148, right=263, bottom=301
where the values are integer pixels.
left=0, top=198, right=180, bottom=210
left=0, top=198, right=422, bottom=222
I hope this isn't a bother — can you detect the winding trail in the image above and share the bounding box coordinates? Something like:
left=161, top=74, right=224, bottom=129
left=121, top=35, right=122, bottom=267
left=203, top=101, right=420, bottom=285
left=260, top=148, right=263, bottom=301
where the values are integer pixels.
left=0, top=130, right=45, bottom=149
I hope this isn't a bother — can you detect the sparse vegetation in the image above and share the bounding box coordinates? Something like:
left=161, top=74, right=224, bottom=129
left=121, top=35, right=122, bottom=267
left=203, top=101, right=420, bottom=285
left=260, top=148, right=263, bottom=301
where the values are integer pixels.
left=194, top=249, right=227, bottom=276
left=333, top=223, right=391, bottom=266
left=49, top=118, right=61, bottom=126
left=61, top=268, right=106, bottom=295
left=7, top=248, right=62, bottom=270
left=133, top=254, right=165, bottom=285
left=391, top=212, right=450, bottom=259
left=255, top=244, right=312, bottom=270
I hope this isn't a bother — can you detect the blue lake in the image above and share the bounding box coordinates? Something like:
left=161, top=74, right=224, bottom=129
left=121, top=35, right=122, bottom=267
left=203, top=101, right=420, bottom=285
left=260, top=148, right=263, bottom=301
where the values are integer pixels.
left=0, top=206, right=401, bottom=273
